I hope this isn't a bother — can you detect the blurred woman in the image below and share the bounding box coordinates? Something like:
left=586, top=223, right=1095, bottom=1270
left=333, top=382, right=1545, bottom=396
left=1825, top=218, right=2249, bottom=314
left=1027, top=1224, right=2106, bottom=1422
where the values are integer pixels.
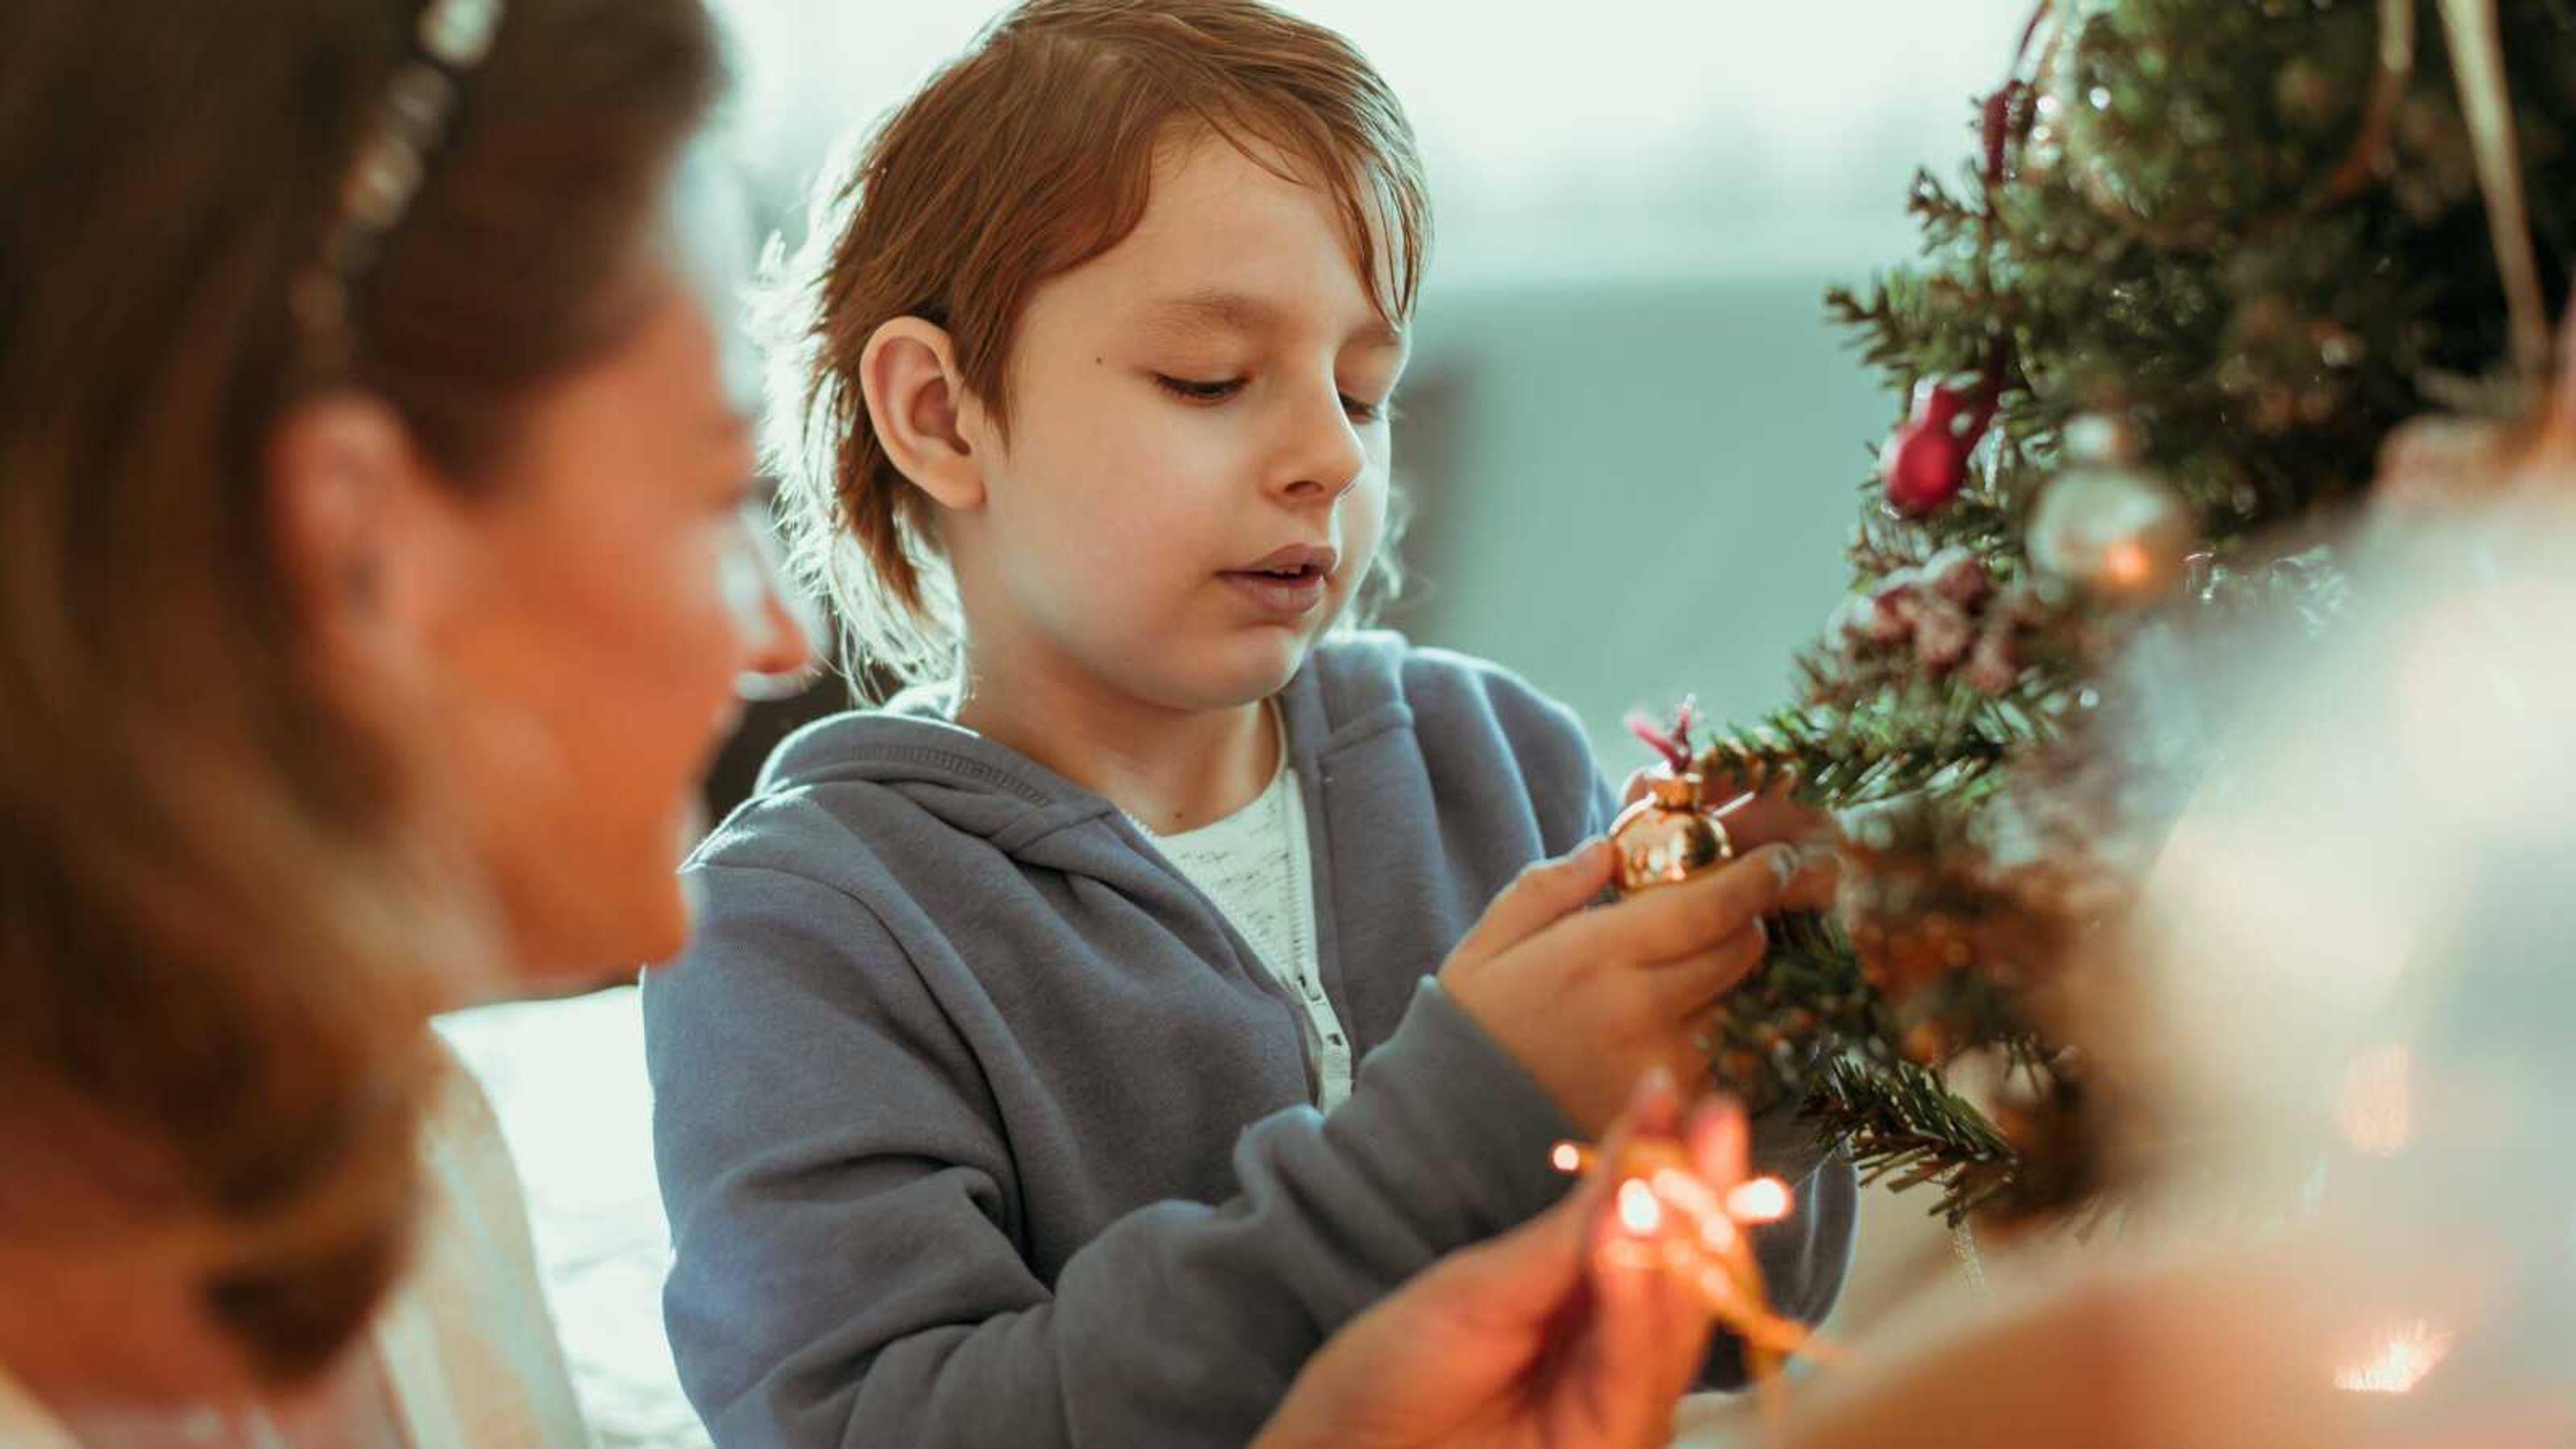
left=0, top=0, right=801, bottom=1439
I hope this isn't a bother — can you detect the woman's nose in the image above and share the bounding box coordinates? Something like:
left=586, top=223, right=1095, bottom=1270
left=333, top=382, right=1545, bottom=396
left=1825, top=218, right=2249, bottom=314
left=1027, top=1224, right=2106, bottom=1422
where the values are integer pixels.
left=724, top=516, right=820, bottom=700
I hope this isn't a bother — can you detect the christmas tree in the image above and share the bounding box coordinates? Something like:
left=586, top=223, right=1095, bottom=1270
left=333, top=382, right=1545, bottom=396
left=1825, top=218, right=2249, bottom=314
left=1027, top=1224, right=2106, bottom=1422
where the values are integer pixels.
left=1694, top=0, right=2576, bottom=1226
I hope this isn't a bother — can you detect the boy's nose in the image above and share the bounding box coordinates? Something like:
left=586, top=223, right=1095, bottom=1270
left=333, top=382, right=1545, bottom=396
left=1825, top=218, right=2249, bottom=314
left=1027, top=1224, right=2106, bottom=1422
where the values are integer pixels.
left=1276, top=387, right=1368, bottom=502
left=1281, top=470, right=1359, bottom=503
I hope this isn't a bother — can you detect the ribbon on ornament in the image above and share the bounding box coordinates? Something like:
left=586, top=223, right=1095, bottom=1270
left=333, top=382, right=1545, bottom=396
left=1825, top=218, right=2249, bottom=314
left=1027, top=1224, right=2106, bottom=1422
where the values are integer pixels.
left=2319, top=0, right=2412, bottom=201
left=2435, top=0, right=2551, bottom=382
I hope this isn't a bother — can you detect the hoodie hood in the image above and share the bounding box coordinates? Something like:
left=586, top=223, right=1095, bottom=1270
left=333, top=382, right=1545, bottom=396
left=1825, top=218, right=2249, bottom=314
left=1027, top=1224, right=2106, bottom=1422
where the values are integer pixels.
left=743, top=640, right=1418, bottom=861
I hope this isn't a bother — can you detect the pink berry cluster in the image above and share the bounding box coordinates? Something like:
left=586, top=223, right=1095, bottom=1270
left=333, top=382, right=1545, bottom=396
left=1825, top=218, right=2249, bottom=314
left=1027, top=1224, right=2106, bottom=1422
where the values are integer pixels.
left=1828, top=547, right=2038, bottom=698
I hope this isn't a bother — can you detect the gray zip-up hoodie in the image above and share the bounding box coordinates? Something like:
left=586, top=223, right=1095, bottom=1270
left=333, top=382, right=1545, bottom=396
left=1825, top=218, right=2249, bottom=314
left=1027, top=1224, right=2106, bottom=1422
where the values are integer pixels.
left=644, top=631, right=1856, bottom=1448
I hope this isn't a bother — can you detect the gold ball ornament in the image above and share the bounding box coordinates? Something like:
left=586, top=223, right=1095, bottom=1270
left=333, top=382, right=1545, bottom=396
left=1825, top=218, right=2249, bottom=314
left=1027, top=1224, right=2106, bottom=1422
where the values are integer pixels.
left=2029, top=416, right=2196, bottom=601
left=1609, top=773, right=1733, bottom=896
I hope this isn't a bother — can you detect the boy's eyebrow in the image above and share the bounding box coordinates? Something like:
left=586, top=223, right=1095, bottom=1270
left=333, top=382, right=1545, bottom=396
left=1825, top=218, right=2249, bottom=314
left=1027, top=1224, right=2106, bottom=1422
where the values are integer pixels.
left=1141, top=288, right=1407, bottom=352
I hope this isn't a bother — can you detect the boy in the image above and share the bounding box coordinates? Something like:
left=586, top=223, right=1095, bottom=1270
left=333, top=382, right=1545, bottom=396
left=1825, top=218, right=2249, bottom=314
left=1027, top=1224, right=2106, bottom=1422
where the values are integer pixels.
left=646, top=5, right=1856, bottom=1444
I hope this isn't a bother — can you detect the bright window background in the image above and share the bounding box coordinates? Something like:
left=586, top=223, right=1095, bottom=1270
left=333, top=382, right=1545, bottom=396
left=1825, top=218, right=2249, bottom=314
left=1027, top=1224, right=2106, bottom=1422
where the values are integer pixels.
left=718, top=1, right=2029, bottom=276
left=703, top=0, right=2033, bottom=743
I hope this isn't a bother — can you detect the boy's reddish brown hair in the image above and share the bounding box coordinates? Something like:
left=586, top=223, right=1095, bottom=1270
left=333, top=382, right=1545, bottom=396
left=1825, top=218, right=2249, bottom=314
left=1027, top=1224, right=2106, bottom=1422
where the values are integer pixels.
left=768, top=0, right=1431, bottom=683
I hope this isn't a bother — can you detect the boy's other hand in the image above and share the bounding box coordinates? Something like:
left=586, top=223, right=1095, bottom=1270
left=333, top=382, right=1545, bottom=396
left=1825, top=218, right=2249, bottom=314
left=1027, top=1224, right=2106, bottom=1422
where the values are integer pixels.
left=1436, top=840, right=1833, bottom=1134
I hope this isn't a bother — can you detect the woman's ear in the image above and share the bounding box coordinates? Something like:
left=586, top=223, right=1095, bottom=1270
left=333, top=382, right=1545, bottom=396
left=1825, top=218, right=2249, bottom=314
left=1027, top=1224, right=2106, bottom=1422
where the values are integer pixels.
left=265, top=395, right=471, bottom=663
left=858, top=317, right=987, bottom=513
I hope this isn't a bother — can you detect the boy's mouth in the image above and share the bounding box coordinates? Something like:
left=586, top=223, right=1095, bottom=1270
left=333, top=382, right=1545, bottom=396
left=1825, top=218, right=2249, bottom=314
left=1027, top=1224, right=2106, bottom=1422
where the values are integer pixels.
left=1231, top=543, right=1338, bottom=576
left=1221, top=543, right=1338, bottom=617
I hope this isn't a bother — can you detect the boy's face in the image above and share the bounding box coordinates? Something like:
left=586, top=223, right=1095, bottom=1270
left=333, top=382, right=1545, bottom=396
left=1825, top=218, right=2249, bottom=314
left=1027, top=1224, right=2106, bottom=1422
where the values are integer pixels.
left=957, top=135, right=1409, bottom=712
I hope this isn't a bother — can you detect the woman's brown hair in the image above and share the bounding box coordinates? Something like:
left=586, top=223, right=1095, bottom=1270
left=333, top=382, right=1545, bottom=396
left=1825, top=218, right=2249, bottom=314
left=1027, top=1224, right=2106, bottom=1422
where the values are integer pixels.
left=0, top=0, right=720, bottom=1383
left=767, top=0, right=1432, bottom=686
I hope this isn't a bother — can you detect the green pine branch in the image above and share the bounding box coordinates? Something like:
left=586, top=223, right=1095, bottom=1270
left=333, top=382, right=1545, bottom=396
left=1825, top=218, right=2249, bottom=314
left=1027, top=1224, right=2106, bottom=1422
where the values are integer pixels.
left=1696, top=0, right=2576, bottom=1230
left=1711, top=674, right=2068, bottom=812
left=1703, top=910, right=1881, bottom=1113
left=1800, top=1056, right=2019, bottom=1227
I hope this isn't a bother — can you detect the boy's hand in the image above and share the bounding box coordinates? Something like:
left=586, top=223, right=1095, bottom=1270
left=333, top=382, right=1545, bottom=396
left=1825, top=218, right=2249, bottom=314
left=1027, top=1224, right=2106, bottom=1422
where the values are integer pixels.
left=1436, top=839, right=1833, bottom=1134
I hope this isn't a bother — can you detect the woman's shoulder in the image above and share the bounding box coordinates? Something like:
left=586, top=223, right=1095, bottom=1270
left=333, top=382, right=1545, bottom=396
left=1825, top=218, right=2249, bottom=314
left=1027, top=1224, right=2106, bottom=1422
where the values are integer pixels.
left=371, top=1042, right=591, bottom=1447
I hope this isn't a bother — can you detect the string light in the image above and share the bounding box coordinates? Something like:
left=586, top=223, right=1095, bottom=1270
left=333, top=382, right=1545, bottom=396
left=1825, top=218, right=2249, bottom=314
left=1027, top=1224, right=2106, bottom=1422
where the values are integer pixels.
left=1727, top=1177, right=1795, bottom=1224
left=1550, top=1136, right=1826, bottom=1372
left=1617, top=1179, right=1665, bottom=1236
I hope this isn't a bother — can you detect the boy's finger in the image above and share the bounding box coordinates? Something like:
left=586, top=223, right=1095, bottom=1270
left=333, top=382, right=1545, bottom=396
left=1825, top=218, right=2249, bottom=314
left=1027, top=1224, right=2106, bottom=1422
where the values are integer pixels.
left=1781, top=845, right=1842, bottom=914
left=1708, top=775, right=1831, bottom=856
left=1644, top=924, right=1770, bottom=1019
left=1558, top=846, right=1794, bottom=964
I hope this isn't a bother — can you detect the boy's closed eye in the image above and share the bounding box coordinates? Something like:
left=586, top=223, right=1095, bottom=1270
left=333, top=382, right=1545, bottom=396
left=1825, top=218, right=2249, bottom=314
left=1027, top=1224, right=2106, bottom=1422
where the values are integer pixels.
left=1150, top=372, right=1397, bottom=423
left=1153, top=373, right=1248, bottom=404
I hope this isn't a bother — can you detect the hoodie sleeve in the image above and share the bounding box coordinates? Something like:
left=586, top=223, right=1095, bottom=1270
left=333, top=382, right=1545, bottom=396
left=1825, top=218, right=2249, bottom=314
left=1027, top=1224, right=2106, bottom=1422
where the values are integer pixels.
left=1445, top=653, right=1862, bottom=1386
left=645, top=860, right=1583, bottom=1449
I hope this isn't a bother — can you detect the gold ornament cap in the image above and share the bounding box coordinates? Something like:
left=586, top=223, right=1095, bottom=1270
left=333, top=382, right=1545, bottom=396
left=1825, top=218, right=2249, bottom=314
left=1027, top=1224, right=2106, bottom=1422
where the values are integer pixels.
left=1610, top=773, right=1734, bottom=895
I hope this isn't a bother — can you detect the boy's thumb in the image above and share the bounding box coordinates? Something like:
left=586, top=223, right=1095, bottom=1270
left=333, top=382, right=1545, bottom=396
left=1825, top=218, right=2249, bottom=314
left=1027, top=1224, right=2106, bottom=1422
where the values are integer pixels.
left=1454, top=839, right=1615, bottom=959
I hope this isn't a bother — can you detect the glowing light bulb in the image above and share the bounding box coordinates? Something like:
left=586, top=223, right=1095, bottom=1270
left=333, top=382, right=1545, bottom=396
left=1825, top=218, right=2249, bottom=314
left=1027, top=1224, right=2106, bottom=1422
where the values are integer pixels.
left=1726, top=1177, right=1794, bottom=1224
left=2333, top=1318, right=2454, bottom=1395
left=1617, top=1179, right=1664, bottom=1236
left=1654, top=1167, right=1719, bottom=1218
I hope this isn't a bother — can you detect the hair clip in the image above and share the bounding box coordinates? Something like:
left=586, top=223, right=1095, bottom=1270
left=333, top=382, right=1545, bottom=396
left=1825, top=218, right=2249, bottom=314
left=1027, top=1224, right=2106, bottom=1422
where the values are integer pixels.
left=293, top=0, right=506, bottom=370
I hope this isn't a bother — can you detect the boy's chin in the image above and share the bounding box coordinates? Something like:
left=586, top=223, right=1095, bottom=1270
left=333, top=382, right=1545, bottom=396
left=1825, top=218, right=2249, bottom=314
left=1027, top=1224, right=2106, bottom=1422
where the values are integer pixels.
left=1151, top=631, right=1318, bottom=710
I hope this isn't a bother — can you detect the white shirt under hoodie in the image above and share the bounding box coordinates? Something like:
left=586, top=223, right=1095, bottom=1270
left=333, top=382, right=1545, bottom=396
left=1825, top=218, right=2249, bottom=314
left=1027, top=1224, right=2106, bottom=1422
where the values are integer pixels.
left=1128, top=704, right=1349, bottom=1110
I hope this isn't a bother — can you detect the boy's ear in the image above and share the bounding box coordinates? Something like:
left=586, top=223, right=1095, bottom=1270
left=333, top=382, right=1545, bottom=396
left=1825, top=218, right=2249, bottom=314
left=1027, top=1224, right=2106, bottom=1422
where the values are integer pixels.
left=859, top=317, right=985, bottom=512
